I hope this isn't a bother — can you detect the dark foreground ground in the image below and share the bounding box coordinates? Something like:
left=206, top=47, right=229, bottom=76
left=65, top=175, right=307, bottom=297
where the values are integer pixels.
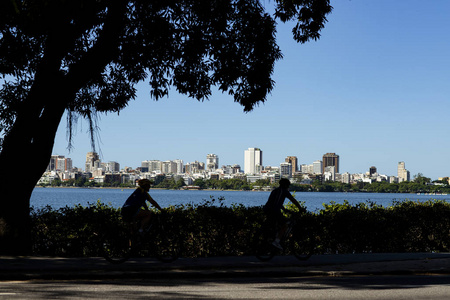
left=2, top=253, right=450, bottom=281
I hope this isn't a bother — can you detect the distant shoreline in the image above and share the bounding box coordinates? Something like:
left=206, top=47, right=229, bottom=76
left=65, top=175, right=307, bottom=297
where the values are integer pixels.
left=32, top=186, right=443, bottom=195
left=34, top=186, right=251, bottom=192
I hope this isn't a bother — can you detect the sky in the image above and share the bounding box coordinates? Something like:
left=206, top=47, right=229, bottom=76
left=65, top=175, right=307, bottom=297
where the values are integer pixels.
left=51, top=0, right=450, bottom=180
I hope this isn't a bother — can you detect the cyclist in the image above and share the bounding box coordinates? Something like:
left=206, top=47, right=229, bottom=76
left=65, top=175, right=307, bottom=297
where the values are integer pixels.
left=121, top=179, right=163, bottom=233
left=263, top=178, right=303, bottom=250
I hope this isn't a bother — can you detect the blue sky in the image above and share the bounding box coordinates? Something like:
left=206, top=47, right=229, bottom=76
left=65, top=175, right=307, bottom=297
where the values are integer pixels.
left=52, top=0, right=450, bottom=180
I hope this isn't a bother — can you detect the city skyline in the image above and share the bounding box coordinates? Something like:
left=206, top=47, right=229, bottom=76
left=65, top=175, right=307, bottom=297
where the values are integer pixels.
left=50, top=1, right=450, bottom=181
left=48, top=149, right=427, bottom=183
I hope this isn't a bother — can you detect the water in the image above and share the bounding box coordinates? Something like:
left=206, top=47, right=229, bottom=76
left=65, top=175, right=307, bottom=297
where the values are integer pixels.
left=30, top=188, right=450, bottom=212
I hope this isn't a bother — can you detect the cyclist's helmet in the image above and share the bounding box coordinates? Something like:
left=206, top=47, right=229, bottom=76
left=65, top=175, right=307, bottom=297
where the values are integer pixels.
left=138, top=179, right=153, bottom=187
left=279, top=178, right=291, bottom=189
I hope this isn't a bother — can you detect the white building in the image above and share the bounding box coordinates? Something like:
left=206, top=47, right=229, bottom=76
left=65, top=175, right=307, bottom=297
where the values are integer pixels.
left=313, top=160, right=323, bottom=174
left=341, top=172, right=351, bottom=184
left=300, top=164, right=313, bottom=174
left=162, top=160, right=178, bottom=174
left=397, top=161, right=410, bottom=182
left=323, top=166, right=336, bottom=181
left=104, top=161, right=120, bottom=173
left=244, top=147, right=262, bottom=175
left=206, top=154, right=219, bottom=171
left=173, top=159, right=184, bottom=174
left=141, top=160, right=162, bottom=173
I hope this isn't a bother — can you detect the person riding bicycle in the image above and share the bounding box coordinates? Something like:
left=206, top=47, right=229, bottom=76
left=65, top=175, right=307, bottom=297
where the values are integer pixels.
left=263, top=178, right=303, bottom=250
left=121, top=179, right=163, bottom=233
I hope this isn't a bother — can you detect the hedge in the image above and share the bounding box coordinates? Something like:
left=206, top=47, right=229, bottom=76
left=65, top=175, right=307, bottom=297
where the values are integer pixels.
left=30, top=198, right=450, bottom=257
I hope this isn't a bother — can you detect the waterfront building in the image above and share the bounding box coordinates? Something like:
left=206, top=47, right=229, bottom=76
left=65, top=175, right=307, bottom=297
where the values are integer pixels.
left=246, top=174, right=263, bottom=183
left=280, top=162, right=292, bottom=178
left=162, top=160, right=178, bottom=174
left=206, top=154, right=219, bottom=171
left=323, top=166, right=336, bottom=181
left=300, top=164, right=314, bottom=174
left=103, top=161, right=120, bottom=173
left=285, top=156, right=298, bottom=175
left=369, top=166, right=377, bottom=177
left=313, top=160, right=322, bottom=174
left=85, top=152, right=100, bottom=173
left=244, top=147, right=262, bottom=175
left=397, top=161, right=410, bottom=182
left=141, top=160, right=162, bottom=173
left=47, top=155, right=72, bottom=172
left=173, top=159, right=184, bottom=174
left=341, top=172, right=351, bottom=184
left=222, top=164, right=241, bottom=174
left=185, top=161, right=205, bottom=174
left=322, top=153, right=339, bottom=174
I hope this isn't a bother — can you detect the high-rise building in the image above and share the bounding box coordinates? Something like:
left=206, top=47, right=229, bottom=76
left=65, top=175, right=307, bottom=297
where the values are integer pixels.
left=206, top=154, right=219, bottom=171
left=313, top=160, right=323, bottom=174
left=285, top=156, right=298, bottom=175
left=104, top=161, right=120, bottom=173
left=185, top=161, right=204, bottom=174
left=322, top=153, right=339, bottom=174
left=244, top=147, right=262, bottom=174
left=162, top=160, right=177, bottom=174
left=280, top=162, right=292, bottom=178
left=85, top=152, right=100, bottom=173
left=369, top=166, right=377, bottom=177
left=173, top=159, right=184, bottom=174
left=47, top=155, right=72, bottom=172
left=397, top=161, right=410, bottom=182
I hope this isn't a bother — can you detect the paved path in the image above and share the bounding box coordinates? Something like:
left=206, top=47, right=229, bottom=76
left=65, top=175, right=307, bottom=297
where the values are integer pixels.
left=2, top=253, right=450, bottom=281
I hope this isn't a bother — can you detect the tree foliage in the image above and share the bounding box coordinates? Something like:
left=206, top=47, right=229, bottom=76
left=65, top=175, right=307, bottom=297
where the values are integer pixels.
left=0, top=0, right=333, bottom=146
left=0, top=0, right=332, bottom=253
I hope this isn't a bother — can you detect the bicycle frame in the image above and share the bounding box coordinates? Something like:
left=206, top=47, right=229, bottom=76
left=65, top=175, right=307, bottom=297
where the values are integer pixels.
left=102, top=214, right=178, bottom=264
left=255, top=211, right=313, bottom=261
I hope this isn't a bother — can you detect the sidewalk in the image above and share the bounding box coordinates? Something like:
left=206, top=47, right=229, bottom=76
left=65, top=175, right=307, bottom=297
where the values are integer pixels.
left=2, top=253, right=450, bottom=281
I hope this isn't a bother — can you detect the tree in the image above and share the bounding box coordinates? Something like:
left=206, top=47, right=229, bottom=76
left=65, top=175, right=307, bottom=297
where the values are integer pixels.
left=175, top=177, right=186, bottom=189
left=413, top=173, right=431, bottom=185
left=0, top=0, right=332, bottom=253
left=193, top=178, right=207, bottom=190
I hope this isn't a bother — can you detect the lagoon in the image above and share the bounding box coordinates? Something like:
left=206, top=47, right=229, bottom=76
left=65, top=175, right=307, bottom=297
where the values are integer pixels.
left=30, top=188, right=450, bottom=212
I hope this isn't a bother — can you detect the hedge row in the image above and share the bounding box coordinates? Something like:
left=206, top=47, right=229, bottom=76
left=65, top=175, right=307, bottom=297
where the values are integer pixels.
left=30, top=198, right=450, bottom=257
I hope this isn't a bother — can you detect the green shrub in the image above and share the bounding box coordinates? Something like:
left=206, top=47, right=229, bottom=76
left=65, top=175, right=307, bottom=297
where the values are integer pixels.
left=30, top=198, right=450, bottom=257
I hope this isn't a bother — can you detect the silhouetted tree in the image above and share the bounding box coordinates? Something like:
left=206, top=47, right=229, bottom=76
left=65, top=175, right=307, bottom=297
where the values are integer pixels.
left=0, top=0, right=332, bottom=253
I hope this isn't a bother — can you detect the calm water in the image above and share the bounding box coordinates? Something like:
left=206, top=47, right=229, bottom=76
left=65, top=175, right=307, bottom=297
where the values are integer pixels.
left=30, top=188, right=450, bottom=212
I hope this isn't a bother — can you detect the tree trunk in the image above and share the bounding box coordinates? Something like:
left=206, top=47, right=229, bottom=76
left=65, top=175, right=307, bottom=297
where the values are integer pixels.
left=0, top=67, right=68, bottom=254
left=0, top=2, right=127, bottom=254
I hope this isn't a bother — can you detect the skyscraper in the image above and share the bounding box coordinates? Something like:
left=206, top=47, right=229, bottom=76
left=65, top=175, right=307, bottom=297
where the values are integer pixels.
left=280, top=162, right=292, bottom=178
left=206, top=154, right=219, bottom=171
left=47, top=155, right=72, bottom=172
left=313, top=160, right=323, bottom=174
left=369, top=166, right=377, bottom=177
left=285, top=156, right=298, bottom=175
left=322, top=153, right=339, bottom=174
left=85, top=152, right=100, bottom=173
left=397, top=161, right=410, bottom=182
left=244, top=147, right=262, bottom=174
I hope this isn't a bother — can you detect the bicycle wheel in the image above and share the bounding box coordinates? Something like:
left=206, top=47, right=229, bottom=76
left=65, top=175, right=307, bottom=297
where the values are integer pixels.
left=153, top=237, right=179, bottom=263
left=254, top=227, right=277, bottom=262
left=255, top=239, right=276, bottom=261
left=148, top=223, right=179, bottom=263
left=102, top=232, right=132, bottom=264
left=291, top=230, right=314, bottom=261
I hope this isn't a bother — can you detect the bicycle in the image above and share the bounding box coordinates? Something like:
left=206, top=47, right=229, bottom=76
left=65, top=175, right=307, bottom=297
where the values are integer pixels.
left=101, top=213, right=179, bottom=264
left=254, top=210, right=317, bottom=262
